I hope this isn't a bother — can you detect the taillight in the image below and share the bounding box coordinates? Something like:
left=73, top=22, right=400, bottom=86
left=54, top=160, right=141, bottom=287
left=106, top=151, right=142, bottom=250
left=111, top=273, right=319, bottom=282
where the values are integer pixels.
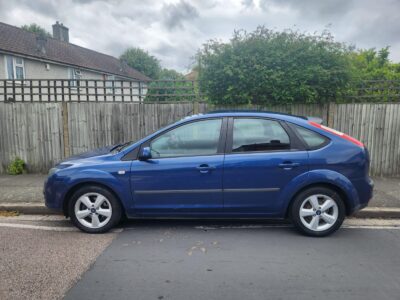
left=308, top=121, right=364, bottom=148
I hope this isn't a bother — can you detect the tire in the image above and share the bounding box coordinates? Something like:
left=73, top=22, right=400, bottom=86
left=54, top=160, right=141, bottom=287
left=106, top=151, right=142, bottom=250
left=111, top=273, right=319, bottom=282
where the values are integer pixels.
left=290, top=186, right=345, bottom=237
left=68, top=185, right=122, bottom=233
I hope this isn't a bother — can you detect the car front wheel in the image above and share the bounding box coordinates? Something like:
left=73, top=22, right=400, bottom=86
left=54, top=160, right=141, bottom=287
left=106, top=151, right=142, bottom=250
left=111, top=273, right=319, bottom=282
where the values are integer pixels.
left=291, top=186, right=345, bottom=237
left=68, top=185, right=122, bottom=233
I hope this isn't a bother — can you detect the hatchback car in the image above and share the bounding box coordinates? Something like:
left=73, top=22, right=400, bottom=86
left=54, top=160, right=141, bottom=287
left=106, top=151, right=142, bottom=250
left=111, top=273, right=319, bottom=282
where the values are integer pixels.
left=44, top=111, right=373, bottom=236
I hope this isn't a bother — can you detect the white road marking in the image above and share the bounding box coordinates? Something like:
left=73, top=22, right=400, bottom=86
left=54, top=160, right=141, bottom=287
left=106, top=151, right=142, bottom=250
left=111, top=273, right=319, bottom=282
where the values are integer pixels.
left=0, top=215, right=399, bottom=231
left=0, top=222, right=124, bottom=232
left=0, top=222, right=78, bottom=231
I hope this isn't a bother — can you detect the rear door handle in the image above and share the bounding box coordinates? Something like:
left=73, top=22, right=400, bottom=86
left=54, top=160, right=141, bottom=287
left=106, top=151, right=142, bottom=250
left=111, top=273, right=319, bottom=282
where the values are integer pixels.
left=196, top=164, right=216, bottom=173
left=278, top=162, right=300, bottom=170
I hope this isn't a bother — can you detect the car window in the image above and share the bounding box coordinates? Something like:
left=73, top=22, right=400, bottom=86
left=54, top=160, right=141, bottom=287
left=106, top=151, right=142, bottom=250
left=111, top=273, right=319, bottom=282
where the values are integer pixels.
left=291, top=124, right=328, bottom=149
left=232, top=118, right=290, bottom=152
left=150, top=119, right=222, bottom=158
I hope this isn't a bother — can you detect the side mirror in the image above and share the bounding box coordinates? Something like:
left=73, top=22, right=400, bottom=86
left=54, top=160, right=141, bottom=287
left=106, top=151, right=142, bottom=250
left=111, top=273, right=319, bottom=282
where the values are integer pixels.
left=138, top=147, right=152, bottom=161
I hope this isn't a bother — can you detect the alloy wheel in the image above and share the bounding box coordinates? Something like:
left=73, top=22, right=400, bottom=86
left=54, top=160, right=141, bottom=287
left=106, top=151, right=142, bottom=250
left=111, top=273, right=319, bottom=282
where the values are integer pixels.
left=74, top=192, right=112, bottom=229
left=299, top=194, right=339, bottom=232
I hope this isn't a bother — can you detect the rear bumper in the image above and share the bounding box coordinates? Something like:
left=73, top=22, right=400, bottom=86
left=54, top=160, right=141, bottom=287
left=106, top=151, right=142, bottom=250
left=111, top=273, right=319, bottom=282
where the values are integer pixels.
left=349, top=177, right=374, bottom=215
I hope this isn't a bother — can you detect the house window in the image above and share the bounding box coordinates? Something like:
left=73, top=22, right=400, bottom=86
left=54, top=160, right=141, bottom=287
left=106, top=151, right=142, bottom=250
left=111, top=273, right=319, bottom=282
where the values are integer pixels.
left=69, top=68, right=82, bottom=87
left=5, top=56, right=25, bottom=80
left=106, top=75, right=115, bottom=94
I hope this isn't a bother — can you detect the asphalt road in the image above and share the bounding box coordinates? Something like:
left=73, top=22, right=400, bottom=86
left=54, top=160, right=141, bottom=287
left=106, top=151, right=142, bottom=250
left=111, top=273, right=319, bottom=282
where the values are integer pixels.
left=65, top=220, right=400, bottom=300
left=1, top=216, right=400, bottom=300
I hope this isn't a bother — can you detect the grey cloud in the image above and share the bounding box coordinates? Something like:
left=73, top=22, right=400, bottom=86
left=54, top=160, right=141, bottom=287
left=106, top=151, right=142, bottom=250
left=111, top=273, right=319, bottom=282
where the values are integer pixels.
left=260, top=0, right=355, bottom=18
left=162, top=0, right=199, bottom=30
left=19, top=0, right=59, bottom=17
left=241, top=0, right=255, bottom=8
left=1, top=0, right=399, bottom=71
left=348, top=5, right=400, bottom=48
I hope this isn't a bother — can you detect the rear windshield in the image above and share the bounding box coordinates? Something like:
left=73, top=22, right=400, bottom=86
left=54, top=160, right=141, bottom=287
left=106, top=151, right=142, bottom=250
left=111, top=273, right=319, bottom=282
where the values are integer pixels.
left=291, top=124, right=329, bottom=149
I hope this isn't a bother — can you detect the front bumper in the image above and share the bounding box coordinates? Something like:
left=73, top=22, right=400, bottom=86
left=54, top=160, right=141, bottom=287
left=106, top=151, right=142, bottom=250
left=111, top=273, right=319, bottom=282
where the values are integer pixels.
left=43, top=175, right=65, bottom=212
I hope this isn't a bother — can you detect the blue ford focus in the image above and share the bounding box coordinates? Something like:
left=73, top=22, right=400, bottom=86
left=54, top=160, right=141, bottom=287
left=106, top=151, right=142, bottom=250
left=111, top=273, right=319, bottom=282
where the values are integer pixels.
left=44, top=112, right=373, bottom=236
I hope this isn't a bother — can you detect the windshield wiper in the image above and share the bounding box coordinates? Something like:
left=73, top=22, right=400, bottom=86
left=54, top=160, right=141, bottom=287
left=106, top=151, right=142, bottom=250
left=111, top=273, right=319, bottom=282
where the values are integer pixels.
left=111, top=141, right=133, bottom=153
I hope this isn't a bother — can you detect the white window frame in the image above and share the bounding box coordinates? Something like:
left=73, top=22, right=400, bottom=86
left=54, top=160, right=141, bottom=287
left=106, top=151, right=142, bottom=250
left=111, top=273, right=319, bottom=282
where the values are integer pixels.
left=69, top=68, right=82, bottom=88
left=105, top=74, right=115, bottom=94
left=5, top=55, right=26, bottom=80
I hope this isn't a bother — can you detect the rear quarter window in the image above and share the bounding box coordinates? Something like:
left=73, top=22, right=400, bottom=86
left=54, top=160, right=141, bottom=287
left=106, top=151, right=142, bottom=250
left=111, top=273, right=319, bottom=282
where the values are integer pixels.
left=291, top=124, right=329, bottom=149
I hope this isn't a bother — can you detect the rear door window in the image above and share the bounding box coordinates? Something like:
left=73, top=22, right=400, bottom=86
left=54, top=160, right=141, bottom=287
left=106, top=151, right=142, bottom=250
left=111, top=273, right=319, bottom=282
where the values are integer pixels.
left=232, top=118, right=290, bottom=152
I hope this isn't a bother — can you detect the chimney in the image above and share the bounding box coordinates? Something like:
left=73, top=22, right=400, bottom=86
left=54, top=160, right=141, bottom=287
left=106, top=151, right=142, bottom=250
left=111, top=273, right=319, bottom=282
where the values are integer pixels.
left=52, top=21, right=69, bottom=42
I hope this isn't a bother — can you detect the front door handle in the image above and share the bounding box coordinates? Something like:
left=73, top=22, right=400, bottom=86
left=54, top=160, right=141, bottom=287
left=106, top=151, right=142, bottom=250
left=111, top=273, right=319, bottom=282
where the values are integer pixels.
left=196, top=164, right=216, bottom=174
left=278, top=162, right=300, bottom=170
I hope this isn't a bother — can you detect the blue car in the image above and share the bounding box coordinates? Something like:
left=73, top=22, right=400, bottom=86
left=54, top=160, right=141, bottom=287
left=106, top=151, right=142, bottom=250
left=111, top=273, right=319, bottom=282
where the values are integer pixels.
left=44, top=111, right=373, bottom=236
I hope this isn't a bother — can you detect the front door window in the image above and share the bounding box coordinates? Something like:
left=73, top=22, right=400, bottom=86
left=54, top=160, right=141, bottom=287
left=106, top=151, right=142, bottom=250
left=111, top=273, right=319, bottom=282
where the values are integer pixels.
left=150, top=119, right=222, bottom=158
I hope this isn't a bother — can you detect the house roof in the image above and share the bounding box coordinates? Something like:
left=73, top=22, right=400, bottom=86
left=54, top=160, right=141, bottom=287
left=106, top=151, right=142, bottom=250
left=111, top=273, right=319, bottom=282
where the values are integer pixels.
left=0, top=22, right=150, bottom=81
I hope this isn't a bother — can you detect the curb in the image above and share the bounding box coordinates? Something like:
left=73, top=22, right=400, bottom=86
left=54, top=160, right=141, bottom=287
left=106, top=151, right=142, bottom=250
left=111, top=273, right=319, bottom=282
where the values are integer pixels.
left=0, top=203, right=61, bottom=215
left=1, top=203, right=400, bottom=218
left=353, top=207, right=400, bottom=219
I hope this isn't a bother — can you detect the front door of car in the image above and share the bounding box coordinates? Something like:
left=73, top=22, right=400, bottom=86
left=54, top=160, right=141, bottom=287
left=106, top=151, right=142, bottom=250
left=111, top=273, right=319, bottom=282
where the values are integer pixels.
left=222, top=117, right=309, bottom=215
left=130, top=118, right=227, bottom=215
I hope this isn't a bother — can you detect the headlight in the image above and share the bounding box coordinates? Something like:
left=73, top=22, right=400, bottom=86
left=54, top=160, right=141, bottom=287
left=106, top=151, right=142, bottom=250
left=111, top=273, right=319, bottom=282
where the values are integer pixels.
left=48, top=168, right=58, bottom=176
left=48, top=164, right=72, bottom=176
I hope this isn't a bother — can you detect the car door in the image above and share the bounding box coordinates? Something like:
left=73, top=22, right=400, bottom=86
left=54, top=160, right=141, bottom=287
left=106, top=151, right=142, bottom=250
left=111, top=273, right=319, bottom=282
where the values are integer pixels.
left=222, top=117, right=309, bottom=215
left=130, top=118, right=227, bottom=215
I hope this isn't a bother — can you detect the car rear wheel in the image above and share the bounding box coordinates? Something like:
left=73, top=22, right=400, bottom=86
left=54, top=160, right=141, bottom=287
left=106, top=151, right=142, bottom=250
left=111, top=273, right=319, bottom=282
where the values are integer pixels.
left=68, top=185, right=122, bottom=233
left=291, top=186, right=345, bottom=237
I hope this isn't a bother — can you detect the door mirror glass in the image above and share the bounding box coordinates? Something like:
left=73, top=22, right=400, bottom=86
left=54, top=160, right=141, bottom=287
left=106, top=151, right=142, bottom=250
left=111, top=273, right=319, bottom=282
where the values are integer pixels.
left=139, top=147, right=152, bottom=160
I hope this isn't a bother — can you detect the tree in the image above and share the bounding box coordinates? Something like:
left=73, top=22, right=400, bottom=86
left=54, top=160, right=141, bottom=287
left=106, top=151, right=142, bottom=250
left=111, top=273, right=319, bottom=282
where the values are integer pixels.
left=197, top=27, right=352, bottom=105
left=146, top=68, right=195, bottom=101
left=21, top=23, right=51, bottom=37
left=346, top=47, right=400, bottom=102
left=349, top=47, right=400, bottom=80
left=120, top=48, right=161, bottom=79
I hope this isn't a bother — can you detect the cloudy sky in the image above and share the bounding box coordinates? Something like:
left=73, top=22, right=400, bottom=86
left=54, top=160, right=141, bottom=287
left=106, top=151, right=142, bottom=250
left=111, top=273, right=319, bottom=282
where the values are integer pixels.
left=0, top=0, right=399, bottom=72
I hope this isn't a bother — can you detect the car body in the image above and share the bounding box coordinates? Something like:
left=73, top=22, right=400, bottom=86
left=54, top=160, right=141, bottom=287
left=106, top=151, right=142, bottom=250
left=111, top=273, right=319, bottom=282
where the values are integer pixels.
left=44, top=111, right=373, bottom=236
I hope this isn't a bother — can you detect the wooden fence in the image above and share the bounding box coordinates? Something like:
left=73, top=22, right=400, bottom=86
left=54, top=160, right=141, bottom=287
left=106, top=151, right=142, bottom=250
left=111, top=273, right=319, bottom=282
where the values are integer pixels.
left=0, top=102, right=399, bottom=176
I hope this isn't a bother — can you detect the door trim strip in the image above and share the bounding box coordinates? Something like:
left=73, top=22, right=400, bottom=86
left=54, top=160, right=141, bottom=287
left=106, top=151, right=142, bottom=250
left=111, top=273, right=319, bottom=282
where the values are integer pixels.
left=224, top=188, right=280, bottom=192
left=134, top=188, right=280, bottom=194
left=135, top=189, right=222, bottom=194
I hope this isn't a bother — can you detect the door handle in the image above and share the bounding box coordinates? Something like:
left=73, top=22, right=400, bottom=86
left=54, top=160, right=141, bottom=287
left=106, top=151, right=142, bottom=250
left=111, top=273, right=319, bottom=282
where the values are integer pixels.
left=196, top=164, right=216, bottom=173
left=278, top=162, right=300, bottom=170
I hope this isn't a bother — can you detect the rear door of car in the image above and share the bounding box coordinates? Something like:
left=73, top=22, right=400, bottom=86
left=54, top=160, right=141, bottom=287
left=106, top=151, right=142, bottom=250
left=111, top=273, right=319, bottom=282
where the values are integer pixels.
left=222, top=117, right=309, bottom=215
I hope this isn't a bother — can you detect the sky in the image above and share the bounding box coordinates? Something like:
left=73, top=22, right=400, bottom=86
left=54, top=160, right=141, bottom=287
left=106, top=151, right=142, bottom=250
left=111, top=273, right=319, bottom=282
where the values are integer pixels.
left=0, top=0, right=399, bottom=73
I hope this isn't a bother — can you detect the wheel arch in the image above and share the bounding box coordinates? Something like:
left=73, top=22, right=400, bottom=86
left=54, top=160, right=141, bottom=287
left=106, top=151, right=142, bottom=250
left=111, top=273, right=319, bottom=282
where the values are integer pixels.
left=62, top=181, right=126, bottom=218
left=285, top=182, right=352, bottom=218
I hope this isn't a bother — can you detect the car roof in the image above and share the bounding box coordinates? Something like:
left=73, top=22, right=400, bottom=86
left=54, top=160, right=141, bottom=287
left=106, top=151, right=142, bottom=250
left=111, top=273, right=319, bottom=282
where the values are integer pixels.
left=183, top=110, right=309, bottom=124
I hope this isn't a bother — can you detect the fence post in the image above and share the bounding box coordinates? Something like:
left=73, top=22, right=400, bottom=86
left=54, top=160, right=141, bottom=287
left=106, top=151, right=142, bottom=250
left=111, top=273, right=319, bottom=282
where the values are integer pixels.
left=327, top=102, right=335, bottom=127
left=62, top=102, right=70, bottom=158
left=138, top=81, right=145, bottom=137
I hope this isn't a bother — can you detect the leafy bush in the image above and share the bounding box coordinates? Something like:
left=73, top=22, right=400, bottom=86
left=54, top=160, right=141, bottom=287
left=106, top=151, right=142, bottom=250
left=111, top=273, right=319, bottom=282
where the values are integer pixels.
left=197, top=27, right=353, bottom=105
left=7, top=157, right=25, bottom=175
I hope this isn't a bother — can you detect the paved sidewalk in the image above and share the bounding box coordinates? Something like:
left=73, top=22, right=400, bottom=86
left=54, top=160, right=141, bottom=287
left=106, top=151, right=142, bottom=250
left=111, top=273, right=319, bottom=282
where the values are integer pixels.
left=0, top=174, right=399, bottom=215
left=0, top=174, right=46, bottom=203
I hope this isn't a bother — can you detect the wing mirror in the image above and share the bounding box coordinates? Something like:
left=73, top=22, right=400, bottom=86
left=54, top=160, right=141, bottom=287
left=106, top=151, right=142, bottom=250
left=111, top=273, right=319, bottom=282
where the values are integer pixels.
left=138, top=146, right=152, bottom=161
